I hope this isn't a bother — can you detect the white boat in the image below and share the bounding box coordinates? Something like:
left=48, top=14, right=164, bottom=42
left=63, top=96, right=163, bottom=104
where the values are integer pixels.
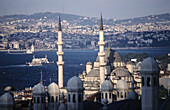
left=26, top=55, right=54, bottom=66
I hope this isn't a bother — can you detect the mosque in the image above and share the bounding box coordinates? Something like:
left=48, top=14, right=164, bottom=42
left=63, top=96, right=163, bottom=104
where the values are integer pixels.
left=0, top=15, right=170, bottom=110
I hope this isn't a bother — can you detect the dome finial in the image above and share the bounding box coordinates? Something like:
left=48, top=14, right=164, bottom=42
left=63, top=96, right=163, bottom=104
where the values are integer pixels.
left=107, top=40, right=111, bottom=50
left=58, top=15, right=62, bottom=31
left=40, top=69, right=43, bottom=85
left=100, top=12, right=103, bottom=30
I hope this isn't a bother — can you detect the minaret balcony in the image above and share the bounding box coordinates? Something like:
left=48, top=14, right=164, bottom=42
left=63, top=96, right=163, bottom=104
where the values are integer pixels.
left=57, top=52, right=64, bottom=55
left=98, top=41, right=105, bottom=46
left=100, top=62, right=106, bottom=66
left=57, top=42, right=63, bottom=45
left=57, top=61, right=64, bottom=65
left=98, top=52, right=105, bottom=57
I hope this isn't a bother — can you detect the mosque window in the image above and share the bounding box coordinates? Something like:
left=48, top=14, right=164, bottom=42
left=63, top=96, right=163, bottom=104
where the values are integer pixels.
left=125, top=92, right=126, bottom=98
left=142, top=77, right=144, bottom=86
left=51, top=96, right=54, bottom=103
left=117, top=92, right=119, bottom=98
left=102, top=93, right=104, bottom=99
left=37, top=97, right=40, bottom=103
left=68, top=94, right=70, bottom=102
left=48, top=96, right=50, bottom=102
left=147, top=77, right=151, bottom=87
left=56, top=96, right=58, bottom=102
left=154, top=77, right=157, bottom=86
left=105, top=93, right=108, bottom=99
left=109, top=93, right=112, bottom=99
left=78, top=94, right=81, bottom=103
left=33, top=97, right=36, bottom=103
left=73, top=94, right=76, bottom=103
left=121, top=92, right=123, bottom=98
left=42, top=97, right=44, bottom=103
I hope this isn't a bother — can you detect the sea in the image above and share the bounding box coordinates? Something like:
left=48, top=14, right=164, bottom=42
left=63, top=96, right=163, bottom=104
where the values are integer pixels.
left=0, top=48, right=170, bottom=95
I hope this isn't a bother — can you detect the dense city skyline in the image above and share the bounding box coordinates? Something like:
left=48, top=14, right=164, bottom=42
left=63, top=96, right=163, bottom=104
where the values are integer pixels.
left=0, top=0, right=170, bottom=19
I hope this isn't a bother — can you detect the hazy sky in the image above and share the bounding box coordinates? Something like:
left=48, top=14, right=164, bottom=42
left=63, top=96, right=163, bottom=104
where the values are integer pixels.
left=0, top=0, right=169, bottom=19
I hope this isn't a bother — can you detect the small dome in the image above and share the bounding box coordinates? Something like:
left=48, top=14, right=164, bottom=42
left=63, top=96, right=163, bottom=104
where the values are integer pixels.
left=48, top=82, right=60, bottom=95
left=86, top=69, right=100, bottom=77
left=116, top=80, right=128, bottom=89
left=0, top=92, right=14, bottom=105
left=140, top=57, right=159, bottom=74
left=101, top=80, right=113, bottom=91
left=87, top=62, right=92, bottom=65
left=127, top=61, right=134, bottom=65
left=127, top=90, right=138, bottom=100
left=67, top=76, right=84, bottom=91
left=33, top=83, right=45, bottom=94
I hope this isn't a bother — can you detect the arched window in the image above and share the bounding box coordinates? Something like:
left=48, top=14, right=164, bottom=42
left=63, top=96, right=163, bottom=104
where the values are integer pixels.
left=142, top=77, right=144, bottom=86
left=68, top=94, right=70, bottom=102
left=105, top=93, right=107, bottom=99
left=121, top=92, right=123, bottom=98
left=48, top=96, right=50, bottom=102
left=125, top=92, right=126, bottom=98
left=154, top=77, right=157, bottom=86
left=147, top=77, right=151, bottom=87
left=56, top=96, right=58, bottom=102
left=42, top=97, right=44, bottom=103
left=51, top=96, right=54, bottom=103
left=78, top=94, right=81, bottom=103
left=102, top=93, right=103, bottom=99
left=33, top=97, right=36, bottom=103
left=73, top=94, right=76, bottom=103
left=109, top=93, right=112, bottom=99
left=37, top=97, right=40, bottom=103
left=117, top=92, right=119, bottom=98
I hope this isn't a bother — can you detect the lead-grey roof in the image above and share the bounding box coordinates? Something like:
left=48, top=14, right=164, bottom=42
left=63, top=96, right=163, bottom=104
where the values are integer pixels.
left=96, top=49, right=115, bottom=63
left=86, top=69, right=100, bottom=77
left=111, top=68, right=132, bottom=77
left=101, top=80, right=114, bottom=91
left=140, top=57, right=159, bottom=74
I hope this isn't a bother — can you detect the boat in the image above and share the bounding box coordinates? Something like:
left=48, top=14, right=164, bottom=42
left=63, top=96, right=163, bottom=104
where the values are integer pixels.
left=26, top=55, right=54, bottom=66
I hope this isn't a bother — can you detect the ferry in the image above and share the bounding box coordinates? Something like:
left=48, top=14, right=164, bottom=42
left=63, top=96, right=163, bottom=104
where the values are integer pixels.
left=26, top=55, right=54, bottom=66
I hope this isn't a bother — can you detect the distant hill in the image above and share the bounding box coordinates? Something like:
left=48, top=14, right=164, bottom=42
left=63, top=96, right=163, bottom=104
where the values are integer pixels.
left=0, top=12, right=170, bottom=26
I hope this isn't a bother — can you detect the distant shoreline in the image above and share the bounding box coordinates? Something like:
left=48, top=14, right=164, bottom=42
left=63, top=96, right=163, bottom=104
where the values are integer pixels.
left=0, top=47, right=170, bottom=52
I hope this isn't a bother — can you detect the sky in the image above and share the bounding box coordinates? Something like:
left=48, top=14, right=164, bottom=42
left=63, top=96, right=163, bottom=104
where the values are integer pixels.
left=0, top=0, right=169, bottom=19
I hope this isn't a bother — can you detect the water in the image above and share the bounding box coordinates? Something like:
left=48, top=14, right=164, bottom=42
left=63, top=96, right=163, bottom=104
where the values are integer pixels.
left=0, top=48, right=170, bottom=95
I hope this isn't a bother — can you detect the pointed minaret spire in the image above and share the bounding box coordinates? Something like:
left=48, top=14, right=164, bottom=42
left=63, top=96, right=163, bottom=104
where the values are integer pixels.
left=98, top=13, right=105, bottom=87
left=57, top=15, right=64, bottom=88
left=58, top=15, right=62, bottom=31
left=40, top=69, right=43, bottom=85
left=100, top=13, right=103, bottom=30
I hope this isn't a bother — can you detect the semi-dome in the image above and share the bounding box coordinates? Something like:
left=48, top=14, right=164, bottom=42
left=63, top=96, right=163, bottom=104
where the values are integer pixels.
left=0, top=92, right=14, bottom=105
left=67, top=76, right=84, bottom=91
left=140, top=57, right=159, bottom=74
left=87, top=62, right=92, bottom=65
left=127, top=90, right=138, bottom=100
left=111, top=68, right=132, bottom=77
left=33, top=83, right=45, bottom=94
left=48, top=82, right=60, bottom=95
left=116, top=80, right=128, bottom=89
left=101, top=80, right=114, bottom=91
left=86, top=69, right=100, bottom=77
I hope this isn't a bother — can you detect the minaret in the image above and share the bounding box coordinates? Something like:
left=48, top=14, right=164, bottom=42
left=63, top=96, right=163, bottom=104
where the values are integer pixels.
left=98, top=13, right=105, bottom=86
left=40, top=69, right=43, bottom=85
left=57, top=15, right=64, bottom=88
